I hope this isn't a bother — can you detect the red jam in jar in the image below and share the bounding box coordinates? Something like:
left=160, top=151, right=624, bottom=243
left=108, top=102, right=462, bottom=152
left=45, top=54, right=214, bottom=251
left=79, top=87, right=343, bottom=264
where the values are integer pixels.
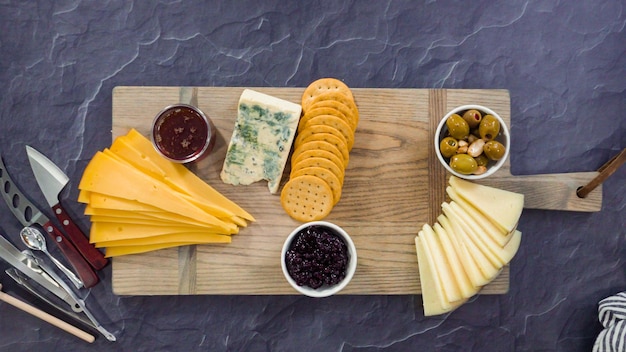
left=151, top=104, right=215, bottom=163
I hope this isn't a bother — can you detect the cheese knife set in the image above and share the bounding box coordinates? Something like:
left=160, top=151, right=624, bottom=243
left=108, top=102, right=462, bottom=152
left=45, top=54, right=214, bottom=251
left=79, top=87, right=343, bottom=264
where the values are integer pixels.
left=0, top=147, right=116, bottom=342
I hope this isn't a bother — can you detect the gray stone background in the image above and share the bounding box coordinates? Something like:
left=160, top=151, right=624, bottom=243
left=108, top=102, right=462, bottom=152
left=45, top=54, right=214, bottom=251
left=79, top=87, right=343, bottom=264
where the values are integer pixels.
left=0, top=1, right=624, bottom=351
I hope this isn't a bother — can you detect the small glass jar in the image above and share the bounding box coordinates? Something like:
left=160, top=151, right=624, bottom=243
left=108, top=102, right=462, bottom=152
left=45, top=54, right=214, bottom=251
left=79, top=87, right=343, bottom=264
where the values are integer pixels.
left=151, top=104, right=216, bottom=163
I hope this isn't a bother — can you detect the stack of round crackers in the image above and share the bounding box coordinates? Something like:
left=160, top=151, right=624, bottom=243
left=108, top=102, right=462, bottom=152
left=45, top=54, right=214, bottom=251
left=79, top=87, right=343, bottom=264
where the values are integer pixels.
left=281, top=78, right=359, bottom=222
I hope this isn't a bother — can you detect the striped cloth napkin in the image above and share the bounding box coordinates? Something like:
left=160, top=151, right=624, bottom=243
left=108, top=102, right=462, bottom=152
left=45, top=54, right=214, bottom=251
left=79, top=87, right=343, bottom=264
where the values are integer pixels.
left=593, top=291, right=626, bottom=352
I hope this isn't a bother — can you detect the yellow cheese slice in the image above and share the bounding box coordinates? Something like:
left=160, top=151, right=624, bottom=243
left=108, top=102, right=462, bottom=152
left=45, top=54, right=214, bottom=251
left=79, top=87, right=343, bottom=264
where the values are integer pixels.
left=449, top=176, right=523, bottom=233
left=432, top=222, right=479, bottom=298
left=105, top=242, right=197, bottom=257
left=84, top=204, right=228, bottom=230
left=88, top=192, right=162, bottom=212
left=415, top=235, right=465, bottom=316
left=103, top=148, right=238, bottom=221
left=94, top=232, right=231, bottom=247
left=90, top=222, right=219, bottom=243
left=446, top=186, right=514, bottom=247
left=441, top=203, right=501, bottom=281
left=77, top=189, right=90, bottom=203
left=437, top=214, right=489, bottom=287
left=120, top=129, right=255, bottom=221
left=421, top=223, right=463, bottom=303
left=89, top=216, right=188, bottom=226
left=79, top=151, right=235, bottom=233
left=446, top=202, right=504, bottom=267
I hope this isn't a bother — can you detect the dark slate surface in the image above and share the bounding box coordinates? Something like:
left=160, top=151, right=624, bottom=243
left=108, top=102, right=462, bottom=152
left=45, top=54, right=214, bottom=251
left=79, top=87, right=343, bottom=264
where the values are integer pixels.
left=0, top=1, right=624, bottom=351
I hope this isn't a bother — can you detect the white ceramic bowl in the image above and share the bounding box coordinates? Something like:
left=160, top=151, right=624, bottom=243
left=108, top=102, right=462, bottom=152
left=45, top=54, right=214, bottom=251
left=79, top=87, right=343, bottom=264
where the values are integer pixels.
left=434, top=104, right=510, bottom=180
left=281, top=221, right=357, bottom=297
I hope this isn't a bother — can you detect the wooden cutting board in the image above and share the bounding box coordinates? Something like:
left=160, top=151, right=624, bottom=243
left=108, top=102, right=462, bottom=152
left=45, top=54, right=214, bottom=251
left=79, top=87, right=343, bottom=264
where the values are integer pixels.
left=109, top=87, right=602, bottom=295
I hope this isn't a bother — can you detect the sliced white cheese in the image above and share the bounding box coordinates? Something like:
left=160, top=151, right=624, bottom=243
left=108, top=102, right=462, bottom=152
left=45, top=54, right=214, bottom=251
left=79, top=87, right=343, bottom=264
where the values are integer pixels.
left=432, top=222, right=479, bottom=299
left=221, top=89, right=302, bottom=194
left=446, top=186, right=514, bottom=247
left=449, top=176, right=524, bottom=233
left=415, top=235, right=466, bottom=316
left=421, top=223, right=463, bottom=303
left=442, top=202, right=501, bottom=281
left=447, top=202, right=504, bottom=267
left=438, top=214, right=490, bottom=287
left=501, top=230, right=522, bottom=265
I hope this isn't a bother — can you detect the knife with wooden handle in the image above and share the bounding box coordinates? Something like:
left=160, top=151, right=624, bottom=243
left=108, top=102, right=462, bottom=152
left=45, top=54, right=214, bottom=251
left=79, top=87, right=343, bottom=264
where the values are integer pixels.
left=25, top=146, right=108, bottom=271
left=0, top=155, right=100, bottom=288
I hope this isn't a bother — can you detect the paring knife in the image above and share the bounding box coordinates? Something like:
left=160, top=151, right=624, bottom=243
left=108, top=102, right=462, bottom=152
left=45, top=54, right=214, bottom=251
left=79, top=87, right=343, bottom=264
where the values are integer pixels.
left=25, top=146, right=108, bottom=271
left=0, top=156, right=99, bottom=288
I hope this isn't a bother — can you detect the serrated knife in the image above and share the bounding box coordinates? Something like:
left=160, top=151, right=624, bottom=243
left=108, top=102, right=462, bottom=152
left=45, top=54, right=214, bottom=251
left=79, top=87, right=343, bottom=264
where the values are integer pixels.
left=0, top=155, right=99, bottom=288
left=25, top=146, right=108, bottom=271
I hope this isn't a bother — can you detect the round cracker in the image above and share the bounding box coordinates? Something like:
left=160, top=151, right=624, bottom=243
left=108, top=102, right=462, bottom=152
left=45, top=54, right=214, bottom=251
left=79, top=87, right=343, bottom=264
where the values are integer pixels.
left=294, top=125, right=349, bottom=152
left=292, top=138, right=349, bottom=168
left=308, top=99, right=359, bottom=131
left=291, top=166, right=342, bottom=205
left=297, top=106, right=355, bottom=133
left=290, top=148, right=346, bottom=177
left=290, top=156, right=344, bottom=185
left=301, top=78, right=354, bottom=112
left=307, top=91, right=359, bottom=125
left=281, top=175, right=334, bottom=222
left=303, top=115, right=354, bottom=151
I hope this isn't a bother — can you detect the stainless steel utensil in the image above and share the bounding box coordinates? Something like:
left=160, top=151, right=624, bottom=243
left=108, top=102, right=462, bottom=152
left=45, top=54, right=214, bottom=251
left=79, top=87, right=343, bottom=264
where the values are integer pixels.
left=20, top=227, right=83, bottom=289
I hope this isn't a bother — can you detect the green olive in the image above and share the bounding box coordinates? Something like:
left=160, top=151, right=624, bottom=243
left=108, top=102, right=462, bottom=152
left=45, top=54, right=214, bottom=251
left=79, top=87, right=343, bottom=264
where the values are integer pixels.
left=474, top=154, right=489, bottom=167
left=462, top=109, right=482, bottom=128
left=439, top=137, right=459, bottom=158
left=449, top=154, right=478, bottom=174
left=446, top=114, right=470, bottom=140
left=478, top=114, right=500, bottom=141
left=483, top=140, right=506, bottom=160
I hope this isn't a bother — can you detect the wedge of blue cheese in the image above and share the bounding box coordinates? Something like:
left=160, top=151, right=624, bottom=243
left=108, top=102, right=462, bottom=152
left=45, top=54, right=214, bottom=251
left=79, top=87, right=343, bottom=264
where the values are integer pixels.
left=220, top=89, right=302, bottom=194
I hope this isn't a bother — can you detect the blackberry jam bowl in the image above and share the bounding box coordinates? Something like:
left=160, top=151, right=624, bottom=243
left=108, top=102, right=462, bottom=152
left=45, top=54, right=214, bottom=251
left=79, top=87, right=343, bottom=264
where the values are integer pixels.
left=151, top=104, right=216, bottom=163
left=281, top=221, right=357, bottom=297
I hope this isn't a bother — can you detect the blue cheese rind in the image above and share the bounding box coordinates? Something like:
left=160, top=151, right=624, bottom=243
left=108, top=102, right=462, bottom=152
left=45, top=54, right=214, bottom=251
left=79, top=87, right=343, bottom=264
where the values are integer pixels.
left=220, top=89, right=302, bottom=194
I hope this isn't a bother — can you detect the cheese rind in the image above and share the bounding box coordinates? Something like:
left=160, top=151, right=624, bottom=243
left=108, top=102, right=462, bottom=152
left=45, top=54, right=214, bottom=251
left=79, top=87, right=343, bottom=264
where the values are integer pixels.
left=220, top=89, right=302, bottom=194
left=449, top=176, right=524, bottom=233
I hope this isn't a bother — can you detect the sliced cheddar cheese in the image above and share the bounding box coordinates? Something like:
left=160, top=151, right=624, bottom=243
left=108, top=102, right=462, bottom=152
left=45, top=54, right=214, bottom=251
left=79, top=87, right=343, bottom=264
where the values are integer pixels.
left=94, top=233, right=231, bottom=247
left=79, top=151, right=235, bottom=233
left=449, top=176, right=523, bottom=233
left=105, top=242, right=197, bottom=257
left=90, top=222, right=216, bottom=243
left=122, top=129, right=255, bottom=221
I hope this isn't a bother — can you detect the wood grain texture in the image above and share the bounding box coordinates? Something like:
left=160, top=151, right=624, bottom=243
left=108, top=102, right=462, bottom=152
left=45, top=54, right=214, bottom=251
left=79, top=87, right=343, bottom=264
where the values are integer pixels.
left=109, top=87, right=599, bottom=296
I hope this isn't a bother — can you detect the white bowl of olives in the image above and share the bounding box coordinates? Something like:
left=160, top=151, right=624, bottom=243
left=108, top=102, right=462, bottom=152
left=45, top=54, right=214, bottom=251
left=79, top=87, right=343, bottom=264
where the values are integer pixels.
left=435, top=105, right=510, bottom=180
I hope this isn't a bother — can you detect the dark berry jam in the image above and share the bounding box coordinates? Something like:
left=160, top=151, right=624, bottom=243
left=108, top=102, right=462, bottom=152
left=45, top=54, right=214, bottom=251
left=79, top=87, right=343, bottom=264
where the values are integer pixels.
left=152, top=104, right=214, bottom=163
left=285, top=225, right=349, bottom=289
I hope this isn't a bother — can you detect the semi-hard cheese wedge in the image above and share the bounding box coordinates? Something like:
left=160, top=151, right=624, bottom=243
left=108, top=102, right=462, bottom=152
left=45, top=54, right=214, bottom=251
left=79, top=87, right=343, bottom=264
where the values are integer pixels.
left=442, top=203, right=501, bottom=281
left=450, top=201, right=517, bottom=266
left=432, top=222, right=479, bottom=298
left=438, top=214, right=490, bottom=287
left=415, top=235, right=466, bottom=316
left=121, top=129, right=254, bottom=221
left=421, top=224, right=463, bottom=303
left=79, top=151, right=235, bottom=233
left=445, top=202, right=504, bottom=267
left=449, top=176, right=524, bottom=233
left=446, top=186, right=514, bottom=247
left=220, top=89, right=302, bottom=194
left=94, top=233, right=231, bottom=247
